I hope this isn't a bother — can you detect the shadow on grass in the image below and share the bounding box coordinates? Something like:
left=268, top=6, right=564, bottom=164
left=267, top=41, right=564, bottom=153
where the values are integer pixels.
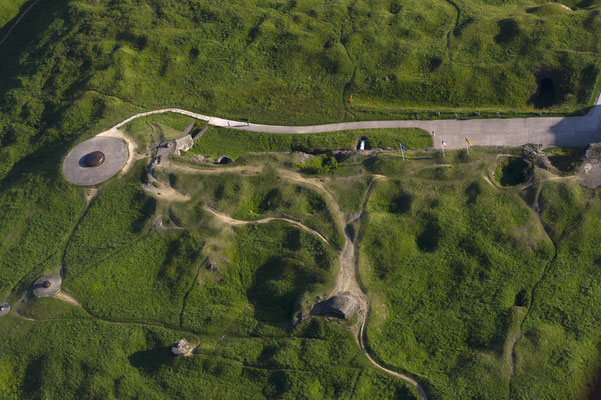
left=128, top=346, right=173, bottom=374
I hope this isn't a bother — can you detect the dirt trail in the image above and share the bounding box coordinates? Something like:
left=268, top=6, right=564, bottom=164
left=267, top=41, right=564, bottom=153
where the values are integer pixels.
left=55, top=291, right=81, bottom=307
left=167, top=161, right=264, bottom=176
left=165, top=158, right=427, bottom=398
left=204, top=205, right=330, bottom=245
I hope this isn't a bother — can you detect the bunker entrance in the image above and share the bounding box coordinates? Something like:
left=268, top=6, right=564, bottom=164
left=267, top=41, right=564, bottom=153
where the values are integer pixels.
left=216, top=155, right=233, bottom=164
left=357, top=137, right=370, bottom=150
left=534, top=77, right=556, bottom=109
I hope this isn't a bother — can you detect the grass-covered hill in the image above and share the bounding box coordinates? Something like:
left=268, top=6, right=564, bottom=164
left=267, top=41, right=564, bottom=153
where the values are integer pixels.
left=2, top=135, right=601, bottom=399
left=2, top=1, right=601, bottom=399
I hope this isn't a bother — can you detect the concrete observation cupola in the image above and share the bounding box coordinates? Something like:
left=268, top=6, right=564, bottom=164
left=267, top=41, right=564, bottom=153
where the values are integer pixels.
left=84, top=151, right=106, bottom=167
left=33, top=275, right=62, bottom=298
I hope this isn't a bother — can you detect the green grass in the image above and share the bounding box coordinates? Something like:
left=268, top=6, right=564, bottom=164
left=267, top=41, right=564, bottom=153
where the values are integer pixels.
left=357, top=152, right=556, bottom=398
left=0, top=315, right=418, bottom=399
left=495, top=156, right=533, bottom=186
left=124, top=112, right=207, bottom=152
left=1, top=0, right=601, bottom=186
left=190, top=127, right=432, bottom=160
left=168, top=167, right=345, bottom=249
left=544, top=146, right=584, bottom=172
left=2, top=143, right=601, bottom=398
left=1, top=0, right=601, bottom=397
left=511, top=180, right=601, bottom=399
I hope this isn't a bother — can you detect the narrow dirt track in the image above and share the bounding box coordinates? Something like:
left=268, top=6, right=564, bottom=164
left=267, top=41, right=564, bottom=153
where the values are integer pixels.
left=203, top=205, right=331, bottom=245
left=164, top=160, right=429, bottom=399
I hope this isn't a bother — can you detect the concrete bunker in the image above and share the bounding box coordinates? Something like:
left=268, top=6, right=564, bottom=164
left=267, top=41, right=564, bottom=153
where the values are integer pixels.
left=171, top=339, right=190, bottom=356
left=33, top=275, right=62, bottom=298
left=216, top=155, right=233, bottom=164
left=83, top=151, right=105, bottom=167
left=311, top=292, right=359, bottom=319
left=357, top=137, right=370, bottom=150
left=63, top=136, right=129, bottom=186
left=531, top=71, right=557, bottom=109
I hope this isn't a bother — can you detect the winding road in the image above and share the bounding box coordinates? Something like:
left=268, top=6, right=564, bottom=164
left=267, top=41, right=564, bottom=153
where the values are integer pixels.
left=99, top=94, right=601, bottom=152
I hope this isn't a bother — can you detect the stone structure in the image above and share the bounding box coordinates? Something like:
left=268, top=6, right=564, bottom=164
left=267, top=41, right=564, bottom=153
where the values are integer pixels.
left=171, top=339, right=190, bottom=356
left=182, top=122, right=196, bottom=136
left=311, top=292, right=359, bottom=319
left=216, top=155, right=233, bottom=164
left=33, top=275, right=62, bottom=297
left=174, top=135, right=194, bottom=156
left=577, top=143, right=601, bottom=188
left=522, top=143, right=553, bottom=170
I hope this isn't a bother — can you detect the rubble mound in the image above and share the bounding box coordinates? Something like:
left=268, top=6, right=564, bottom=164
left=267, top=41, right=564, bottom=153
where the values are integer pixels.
left=171, top=339, right=190, bottom=356
left=577, top=143, right=601, bottom=188
left=522, top=144, right=553, bottom=170
left=311, top=292, right=359, bottom=320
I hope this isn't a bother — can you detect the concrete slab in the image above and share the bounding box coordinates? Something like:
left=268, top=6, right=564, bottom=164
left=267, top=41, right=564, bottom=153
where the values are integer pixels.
left=62, top=137, right=129, bottom=186
left=33, top=275, right=62, bottom=297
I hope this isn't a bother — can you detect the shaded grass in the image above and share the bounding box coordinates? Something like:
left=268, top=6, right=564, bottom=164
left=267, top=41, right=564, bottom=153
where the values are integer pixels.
left=0, top=315, right=418, bottom=399
left=544, top=146, right=584, bottom=173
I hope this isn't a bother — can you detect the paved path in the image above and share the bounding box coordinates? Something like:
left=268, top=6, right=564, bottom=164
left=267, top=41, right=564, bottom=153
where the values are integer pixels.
left=100, top=94, right=601, bottom=151
left=209, top=94, right=601, bottom=149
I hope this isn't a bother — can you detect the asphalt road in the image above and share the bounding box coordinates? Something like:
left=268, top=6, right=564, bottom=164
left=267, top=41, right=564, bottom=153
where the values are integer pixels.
left=101, top=95, right=601, bottom=151
left=209, top=94, right=601, bottom=149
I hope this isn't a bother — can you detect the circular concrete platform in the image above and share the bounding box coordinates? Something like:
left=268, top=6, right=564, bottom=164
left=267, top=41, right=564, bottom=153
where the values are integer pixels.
left=62, top=136, right=128, bottom=186
left=33, top=275, right=62, bottom=298
left=0, top=302, right=10, bottom=317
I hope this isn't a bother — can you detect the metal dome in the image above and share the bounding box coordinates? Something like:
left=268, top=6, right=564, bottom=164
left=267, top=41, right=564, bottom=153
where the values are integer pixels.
left=84, top=151, right=105, bottom=167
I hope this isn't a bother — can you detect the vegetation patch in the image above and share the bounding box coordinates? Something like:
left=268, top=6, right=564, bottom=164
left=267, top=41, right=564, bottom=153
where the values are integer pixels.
left=544, top=146, right=584, bottom=172
left=495, top=157, right=532, bottom=186
left=191, top=127, right=432, bottom=160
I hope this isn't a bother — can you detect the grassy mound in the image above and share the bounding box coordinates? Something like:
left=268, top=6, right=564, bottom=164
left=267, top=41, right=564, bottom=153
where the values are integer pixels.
left=190, top=127, right=433, bottom=160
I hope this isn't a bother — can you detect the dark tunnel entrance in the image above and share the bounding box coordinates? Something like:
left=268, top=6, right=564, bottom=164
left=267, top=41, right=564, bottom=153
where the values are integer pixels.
left=534, top=77, right=556, bottom=109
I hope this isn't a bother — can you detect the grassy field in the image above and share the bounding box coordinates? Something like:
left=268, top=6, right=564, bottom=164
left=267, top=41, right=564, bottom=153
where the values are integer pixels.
left=190, top=127, right=433, bottom=159
left=1, top=133, right=601, bottom=398
left=1, top=0, right=601, bottom=398
left=0, top=153, right=426, bottom=399
left=351, top=149, right=601, bottom=399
